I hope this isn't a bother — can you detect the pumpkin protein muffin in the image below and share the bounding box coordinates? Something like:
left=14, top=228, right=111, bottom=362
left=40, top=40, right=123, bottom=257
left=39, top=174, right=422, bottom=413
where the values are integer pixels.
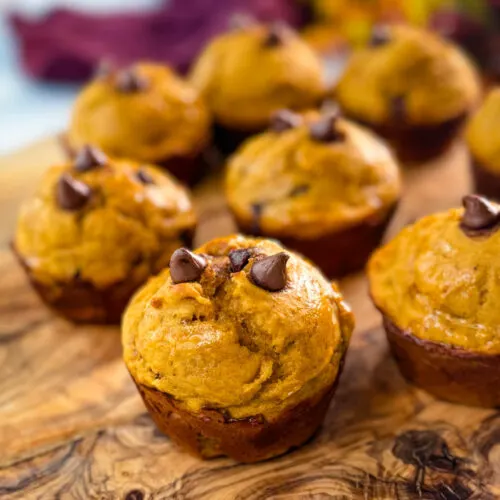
left=466, top=88, right=500, bottom=200
left=368, top=194, right=500, bottom=407
left=122, top=234, right=354, bottom=462
left=225, top=109, right=401, bottom=278
left=67, top=62, right=211, bottom=184
left=189, top=21, right=325, bottom=154
left=13, top=146, right=197, bottom=324
left=335, top=24, right=481, bottom=163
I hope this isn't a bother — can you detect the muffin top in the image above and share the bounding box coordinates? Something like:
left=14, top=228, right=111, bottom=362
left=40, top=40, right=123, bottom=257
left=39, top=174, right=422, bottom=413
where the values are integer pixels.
left=189, top=22, right=325, bottom=130
left=68, top=63, right=211, bottom=163
left=122, top=234, right=354, bottom=419
left=335, top=25, right=481, bottom=126
left=466, top=88, right=500, bottom=173
left=369, top=195, right=500, bottom=354
left=14, top=146, right=196, bottom=288
left=225, top=110, right=401, bottom=238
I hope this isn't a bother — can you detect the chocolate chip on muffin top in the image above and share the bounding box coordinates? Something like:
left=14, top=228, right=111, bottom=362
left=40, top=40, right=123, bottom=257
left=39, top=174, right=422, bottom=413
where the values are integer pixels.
left=250, top=252, right=289, bottom=291
left=170, top=248, right=207, bottom=284
left=228, top=248, right=252, bottom=273
left=168, top=243, right=289, bottom=292
left=460, top=194, right=500, bottom=235
left=74, top=145, right=108, bottom=172
left=56, top=174, right=92, bottom=211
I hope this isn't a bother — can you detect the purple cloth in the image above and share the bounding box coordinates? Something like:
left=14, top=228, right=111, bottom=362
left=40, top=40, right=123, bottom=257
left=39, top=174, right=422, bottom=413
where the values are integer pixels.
left=9, top=0, right=304, bottom=82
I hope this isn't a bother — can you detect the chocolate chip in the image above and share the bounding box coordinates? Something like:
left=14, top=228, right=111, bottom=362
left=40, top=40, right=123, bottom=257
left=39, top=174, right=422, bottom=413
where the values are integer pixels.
left=169, top=248, right=207, bottom=284
left=391, top=95, right=406, bottom=123
left=263, top=22, right=289, bottom=47
left=136, top=168, right=154, bottom=185
left=250, top=252, right=289, bottom=292
left=460, top=194, right=500, bottom=233
left=289, top=184, right=309, bottom=197
left=309, top=111, right=344, bottom=142
left=369, top=25, right=391, bottom=47
left=56, top=174, right=92, bottom=211
left=74, top=145, right=107, bottom=172
left=250, top=203, right=263, bottom=234
left=229, top=249, right=251, bottom=273
left=115, top=68, right=148, bottom=93
left=270, top=109, right=302, bottom=132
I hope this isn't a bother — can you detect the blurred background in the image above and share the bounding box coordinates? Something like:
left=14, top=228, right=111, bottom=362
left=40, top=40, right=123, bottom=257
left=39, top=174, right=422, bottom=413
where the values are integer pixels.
left=0, top=0, right=497, bottom=155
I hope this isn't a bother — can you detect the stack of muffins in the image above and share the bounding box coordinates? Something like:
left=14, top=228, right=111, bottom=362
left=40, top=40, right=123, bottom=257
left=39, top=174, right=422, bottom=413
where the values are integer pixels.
left=14, top=17, right=499, bottom=463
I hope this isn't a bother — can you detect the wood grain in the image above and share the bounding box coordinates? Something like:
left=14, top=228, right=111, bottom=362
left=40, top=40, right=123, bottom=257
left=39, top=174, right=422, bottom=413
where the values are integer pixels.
left=1, top=138, right=500, bottom=499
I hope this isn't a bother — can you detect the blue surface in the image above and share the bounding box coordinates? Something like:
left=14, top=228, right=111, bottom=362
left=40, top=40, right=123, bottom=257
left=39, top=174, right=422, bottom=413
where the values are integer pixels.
left=0, top=16, right=79, bottom=155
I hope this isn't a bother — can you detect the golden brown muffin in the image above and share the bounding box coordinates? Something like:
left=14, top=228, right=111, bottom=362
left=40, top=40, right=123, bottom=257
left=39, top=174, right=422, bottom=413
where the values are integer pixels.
left=14, top=146, right=197, bottom=324
left=189, top=22, right=325, bottom=153
left=225, top=109, right=401, bottom=278
left=67, top=63, right=211, bottom=184
left=466, top=88, right=500, bottom=200
left=368, top=194, right=500, bottom=407
left=122, top=234, right=354, bottom=462
left=335, top=25, right=481, bottom=162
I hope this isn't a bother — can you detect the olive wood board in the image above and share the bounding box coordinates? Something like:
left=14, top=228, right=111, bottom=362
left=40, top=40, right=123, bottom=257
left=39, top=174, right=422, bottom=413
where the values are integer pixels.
left=1, top=137, right=499, bottom=500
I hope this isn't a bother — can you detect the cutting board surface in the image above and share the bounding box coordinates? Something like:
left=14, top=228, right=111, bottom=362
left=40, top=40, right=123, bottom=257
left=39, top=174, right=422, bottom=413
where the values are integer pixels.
left=1, top=139, right=499, bottom=500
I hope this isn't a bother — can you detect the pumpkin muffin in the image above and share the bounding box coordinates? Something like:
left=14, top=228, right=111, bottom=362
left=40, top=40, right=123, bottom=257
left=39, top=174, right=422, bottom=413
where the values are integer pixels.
left=67, top=62, right=211, bottom=184
left=225, top=109, right=401, bottom=278
left=335, top=25, right=481, bottom=163
left=122, top=234, right=354, bottom=462
left=13, top=146, right=196, bottom=324
left=368, top=195, right=500, bottom=407
left=466, top=88, right=500, bottom=200
left=189, top=21, right=325, bottom=154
